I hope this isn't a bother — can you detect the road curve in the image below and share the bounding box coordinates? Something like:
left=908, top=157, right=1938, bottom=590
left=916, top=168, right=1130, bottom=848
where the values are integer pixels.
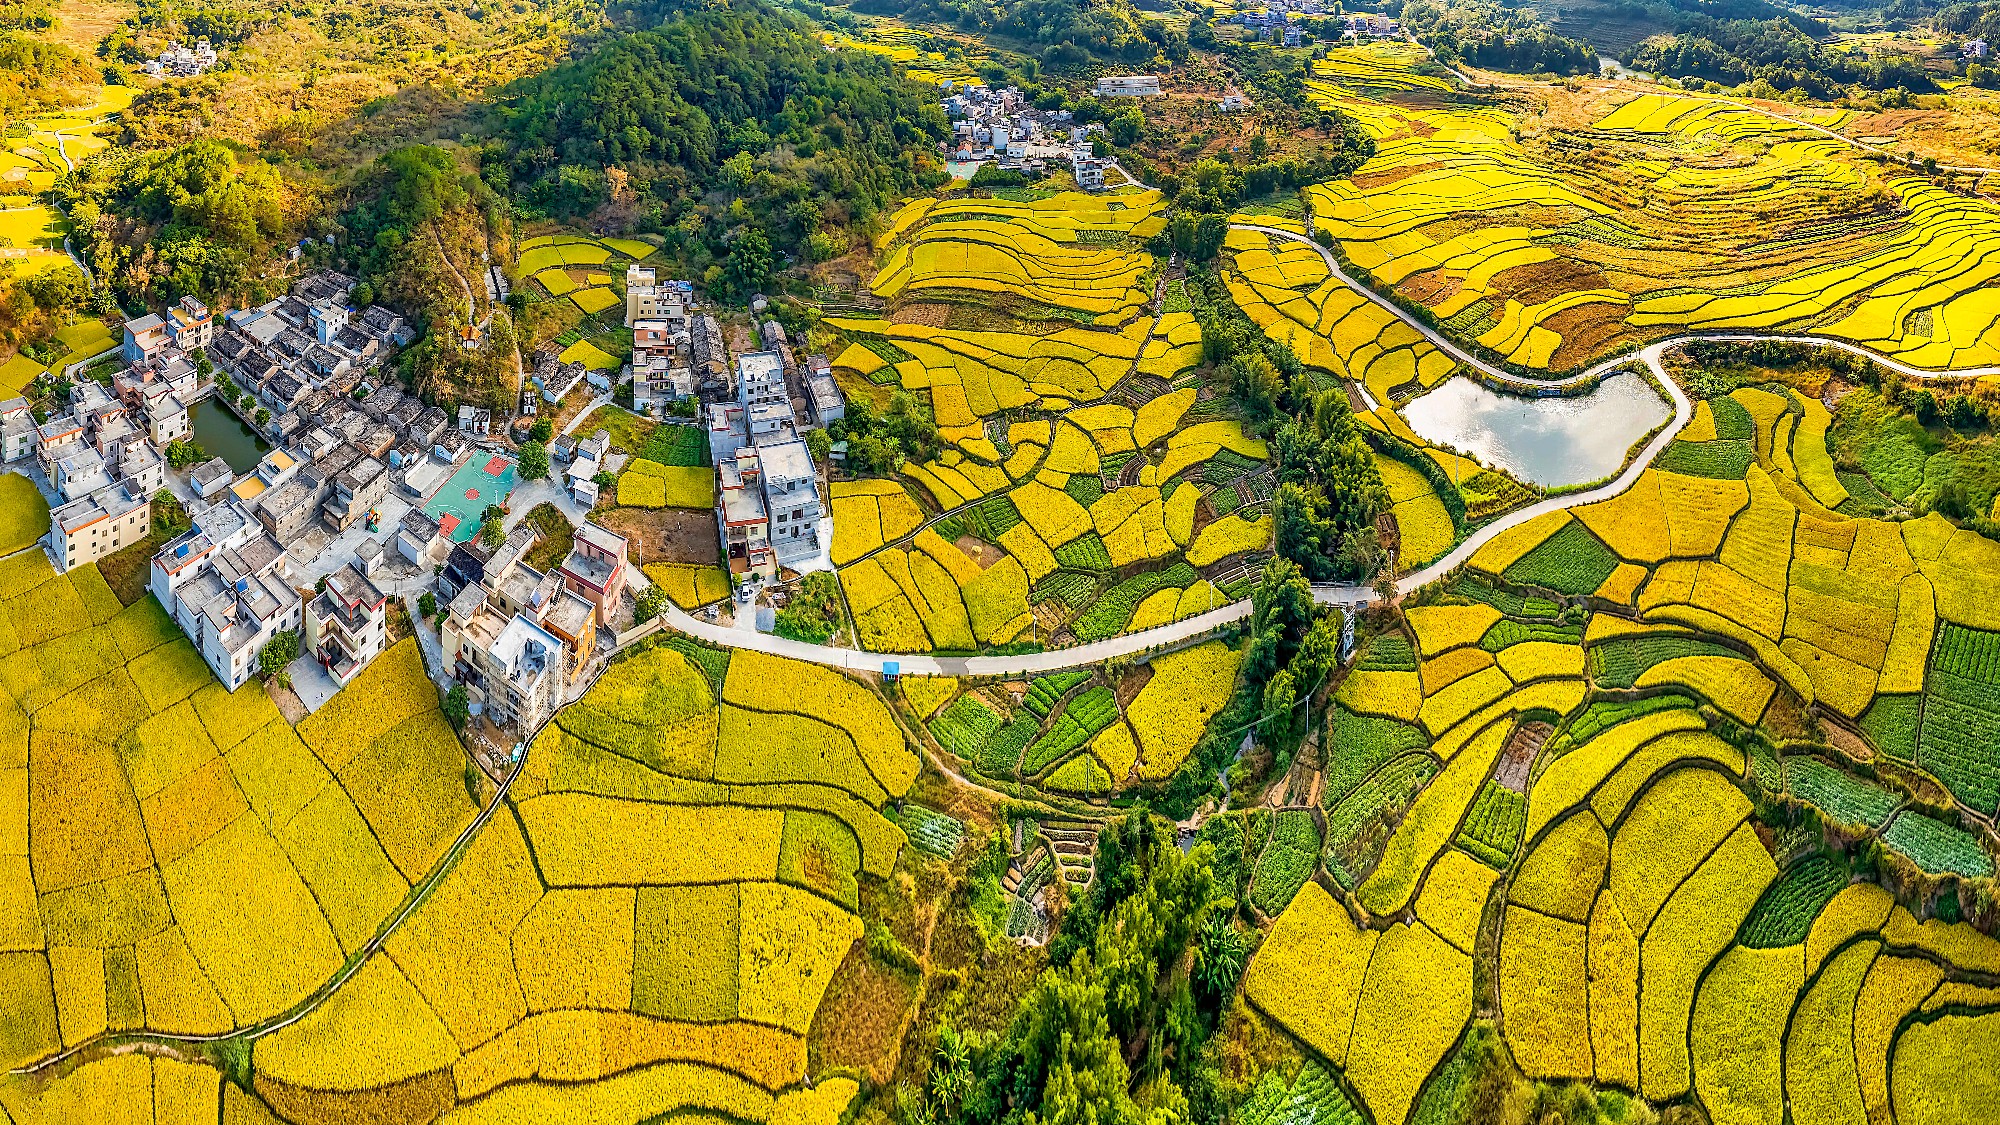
left=665, top=224, right=2000, bottom=676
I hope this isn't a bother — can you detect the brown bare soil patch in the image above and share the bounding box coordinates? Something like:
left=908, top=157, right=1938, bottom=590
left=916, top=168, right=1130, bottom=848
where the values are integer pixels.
left=1490, top=253, right=1614, bottom=305
left=955, top=535, right=1003, bottom=567
left=1400, top=271, right=1465, bottom=308
left=891, top=302, right=953, bottom=327
left=1542, top=303, right=1637, bottom=372
left=595, top=506, right=721, bottom=567
left=1350, top=162, right=1441, bottom=192
left=256, top=1070, right=454, bottom=1125
left=810, top=945, right=920, bottom=1086
left=1113, top=662, right=1155, bottom=709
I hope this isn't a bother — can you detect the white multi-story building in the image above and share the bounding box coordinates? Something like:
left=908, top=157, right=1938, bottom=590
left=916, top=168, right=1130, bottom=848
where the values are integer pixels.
left=152, top=510, right=301, bottom=691
left=167, top=295, right=214, bottom=351
left=709, top=350, right=823, bottom=575
left=0, top=398, right=34, bottom=462
left=624, top=265, right=689, bottom=328
left=1096, top=75, right=1161, bottom=97
left=446, top=598, right=568, bottom=733
left=49, top=482, right=149, bottom=575
left=304, top=563, right=389, bottom=688
left=759, top=438, right=822, bottom=568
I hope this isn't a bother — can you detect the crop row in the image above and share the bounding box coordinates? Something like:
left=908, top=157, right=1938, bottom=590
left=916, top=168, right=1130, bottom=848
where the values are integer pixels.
left=1912, top=690, right=2000, bottom=815
left=1783, top=757, right=1900, bottom=828
left=1589, top=635, right=1740, bottom=689
left=1932, top=624, right=2000, bottom=686
left=1708, top=394, right=1757, bottom=441
left=1030, top=570, right=1098, bottom=609
left=1859, top=693, right=1920, bottom=762
left=1557, top=693, right=1697, bottom=754
left=980, top=712, right=1042, bottom=777
left=1483, top=619, right=1584, bottom=652
left=1880, top=811, right=1993, bottom=879
left=1917, top=630, right=2000, bottom=813
left=1053, top=532, right=1115, bottom=573
left=1324, top=752, right=1440, bottom=883
left=1455, top=782, right=1527, bottom=868
left=1450, top=578, right=1563, bottom=620
left=1324, top=706, right=1431, bottom=806
left=1071, top=561, right=1200, bottom=642
left=1249, top=810, right=1322, bottom=918
left=1503, top=522, right=1622, bottom=598
left=1024, top=671, right=1091, bottom=717
left=1735, top=855, right=1845, bottom=948
left=1236, top=1060, right=1365, bottom=1125
left=930, top=695, right=1004, bottom=760
left=1024, top=687, right=1120, bottom=774
left=898, top=804, right=966, bottom=859
left=1655, top=438, right=1755, bottom=480
left=1357, top=632, right=1419, bottom=672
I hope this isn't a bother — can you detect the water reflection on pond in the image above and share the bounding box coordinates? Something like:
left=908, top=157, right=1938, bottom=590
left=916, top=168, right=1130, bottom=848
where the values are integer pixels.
left=188, top=398, right=271, bottom=473
left=1398, top=373, right=1670, bottom=487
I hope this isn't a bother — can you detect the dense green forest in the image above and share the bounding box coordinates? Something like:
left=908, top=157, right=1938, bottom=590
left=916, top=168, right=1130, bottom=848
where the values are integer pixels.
left=0, top=34, right=92, bottom=118
left=53, top=139, right=305, bottom=309
left=489, top=0, right=951, bottom=295
left=851, top=0, right=1185, bottom=64
left=1401, top=0, right=1601, bottom=75
left=1626, top=13, right=1937, bottom=91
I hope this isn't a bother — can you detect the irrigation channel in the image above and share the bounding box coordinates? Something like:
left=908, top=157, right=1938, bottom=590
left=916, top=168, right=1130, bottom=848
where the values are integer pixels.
left=21, top=223, right=2000, bottom=1081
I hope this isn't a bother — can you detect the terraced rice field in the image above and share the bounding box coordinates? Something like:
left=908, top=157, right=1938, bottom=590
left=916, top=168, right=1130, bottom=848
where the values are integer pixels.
left=1299, top=84, right=2000, bottom=373
left=1237, top=369, right=2000, bottom=1124
left=516, top=233, right=656, bottom=319
left=0, top=549, right=483, bottom=1093
left=0, top=635, right=913, bottom=1125
left=830, top=189, right=1274, bottom=652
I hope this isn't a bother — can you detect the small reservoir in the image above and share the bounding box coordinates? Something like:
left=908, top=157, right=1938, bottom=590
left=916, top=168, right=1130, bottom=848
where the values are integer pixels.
left=188, top=398, right=270, bottom=472
left=1399, top=373, right=1670, bottom=487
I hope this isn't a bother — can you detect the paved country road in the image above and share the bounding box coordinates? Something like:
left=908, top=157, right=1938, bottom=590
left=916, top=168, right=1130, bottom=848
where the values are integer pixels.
left=665, top=222, right=2000, bottom=679
left=23, top=175, right=2000, bottom=1081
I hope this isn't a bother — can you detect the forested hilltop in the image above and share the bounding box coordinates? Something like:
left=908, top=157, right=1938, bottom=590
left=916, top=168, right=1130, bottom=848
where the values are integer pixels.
left=488, top=1, right=952, bottom=286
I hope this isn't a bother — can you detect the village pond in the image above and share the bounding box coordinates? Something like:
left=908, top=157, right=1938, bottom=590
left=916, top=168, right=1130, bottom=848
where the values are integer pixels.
left=188, top=398, right=270, bottom=472
left=1398, top=372, right=1672, bottom=487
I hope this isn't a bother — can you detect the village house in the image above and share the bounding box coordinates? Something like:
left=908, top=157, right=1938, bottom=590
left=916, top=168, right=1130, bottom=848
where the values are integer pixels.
left=49, top=482, right=149, bottom=575
left=708, top=350, right=823, bottom=576
left=443, top=589, right=569, bottom=733
left=151, top=505, right=301, bottom=690
left=1095, top=75, right=1161, bottom=97
left=556, top=521, right=628, bottom=629
left=0, top=399, right=34, bottom=462
left=303, top=563, right=390, bottom=688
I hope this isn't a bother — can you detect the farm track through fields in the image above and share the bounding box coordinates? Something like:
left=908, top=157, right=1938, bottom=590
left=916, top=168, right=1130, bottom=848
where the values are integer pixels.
left=7, top=648, right=620, bottom=1079
left=25, top=174, right=2000, bottom=1077
left=671, top=221, right=2000, bottom=678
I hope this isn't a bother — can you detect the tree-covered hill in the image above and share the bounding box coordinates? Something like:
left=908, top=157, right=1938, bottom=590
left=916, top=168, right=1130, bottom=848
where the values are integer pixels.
left=489, top=0, right=950, bottom=289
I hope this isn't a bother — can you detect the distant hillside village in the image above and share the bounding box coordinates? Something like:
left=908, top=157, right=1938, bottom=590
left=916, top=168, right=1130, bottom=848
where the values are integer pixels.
left=940, top=80, right=1122, bottom=188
